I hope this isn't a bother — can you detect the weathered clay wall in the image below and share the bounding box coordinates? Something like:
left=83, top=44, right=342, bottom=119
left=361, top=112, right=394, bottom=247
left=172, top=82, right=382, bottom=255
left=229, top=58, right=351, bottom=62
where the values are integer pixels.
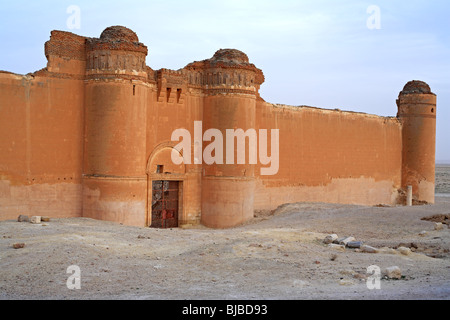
left=0, top=72, right=84, bottom=220
left=254, top=101, right=403, bottom=211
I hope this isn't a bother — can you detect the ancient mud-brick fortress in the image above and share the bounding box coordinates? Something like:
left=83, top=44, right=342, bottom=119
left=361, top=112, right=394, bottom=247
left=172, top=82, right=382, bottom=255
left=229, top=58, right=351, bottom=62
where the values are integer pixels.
left=0, top=26, right=437, bottom=228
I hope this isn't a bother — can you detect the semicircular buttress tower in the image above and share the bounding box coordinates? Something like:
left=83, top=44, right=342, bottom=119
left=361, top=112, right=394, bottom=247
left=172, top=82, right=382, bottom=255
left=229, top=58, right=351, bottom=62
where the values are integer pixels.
left=82, top=26, right=149, bottom=226
left=397, top=80, right=437, bottom=204
left=185, top=49, right=265, bottom=228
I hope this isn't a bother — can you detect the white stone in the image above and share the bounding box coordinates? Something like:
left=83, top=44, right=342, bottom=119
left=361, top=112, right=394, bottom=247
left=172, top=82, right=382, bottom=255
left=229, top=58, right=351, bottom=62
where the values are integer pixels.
left=385, top=266, right=402, bottom=279
left=397, top=246, right=412, bottom=256
left=323, top=234, right=339, bottom=244
left=434, top=223, right=444, bottom=231
left=361, top=245, right=378, bottom=253
left=339, top=236, right=356, bottom=246
left=30, top=216, right=41, bottom=224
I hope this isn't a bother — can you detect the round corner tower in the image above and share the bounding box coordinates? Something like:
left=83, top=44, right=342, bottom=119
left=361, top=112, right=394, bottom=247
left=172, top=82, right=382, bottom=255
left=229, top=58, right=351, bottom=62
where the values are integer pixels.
left=397, top=80, right=437, bottom=204
left=185, top=49, right=265, bottom=228
left=82, top=26, right=149, bottom=226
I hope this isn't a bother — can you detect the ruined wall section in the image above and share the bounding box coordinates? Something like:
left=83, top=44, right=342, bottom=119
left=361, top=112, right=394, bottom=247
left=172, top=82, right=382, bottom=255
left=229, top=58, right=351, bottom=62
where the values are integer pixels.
left=42, top=30, right=87, bottom=77
left=254, top=102, right=403, bottom=210
left=0, top=32, right=87, bottom=219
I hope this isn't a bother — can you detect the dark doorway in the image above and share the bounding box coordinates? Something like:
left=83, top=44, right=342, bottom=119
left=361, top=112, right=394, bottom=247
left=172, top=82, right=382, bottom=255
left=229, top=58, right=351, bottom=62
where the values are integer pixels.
left=151, top=180, right=179, bottom=228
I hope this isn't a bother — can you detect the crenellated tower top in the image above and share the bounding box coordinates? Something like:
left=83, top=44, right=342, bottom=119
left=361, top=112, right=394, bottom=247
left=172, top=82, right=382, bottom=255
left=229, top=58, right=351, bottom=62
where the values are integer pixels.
left=183, top=49, right=264, bottom=96
left=85, top=26, right=148, bottom=81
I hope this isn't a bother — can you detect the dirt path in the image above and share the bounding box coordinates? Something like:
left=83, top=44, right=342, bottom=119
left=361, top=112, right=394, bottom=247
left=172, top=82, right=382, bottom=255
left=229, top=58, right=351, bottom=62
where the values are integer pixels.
left=1, top=197, right=449, bottom=300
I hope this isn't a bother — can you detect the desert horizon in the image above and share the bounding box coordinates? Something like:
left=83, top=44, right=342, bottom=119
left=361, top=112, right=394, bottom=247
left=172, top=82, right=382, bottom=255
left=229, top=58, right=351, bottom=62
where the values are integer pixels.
left=436, top=165, right=450, bottom=196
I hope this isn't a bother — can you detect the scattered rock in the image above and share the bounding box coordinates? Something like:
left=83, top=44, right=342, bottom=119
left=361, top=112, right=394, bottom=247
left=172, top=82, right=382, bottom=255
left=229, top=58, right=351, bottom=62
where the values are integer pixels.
left=353, top=273, right=368, bottom=281
left=17, top=215, right=29, bottom=222
left=347, top=241, right=363, bottom=249
left=385, top=266, right=402, bottom=279
left=419, top=231, right=427, bottom=236
left=397, top=242, right=418, bottom=249
left=339, top=279, right=354, bottom=286
left=397, top=246, right=412, bottom=256
left=333, top=237, right=346, bottom=244
left=323, top=234, right=338, bottom=244
left=328, top=243, right=345, bottom=252
left=361, top=245, right=378, bottom=253
left=378, top=247, right=398, bottom=255
left=435, top=222, right=444, bottom=231
left=340, top=269, right=357, bottom=277
left=339, top=236, right=356, bottom=246
left=421, top=214, right=449, bottom=225
left=30, top=216, right=41, bottom=224
left=41, top=216, right=50, bottom=222
left=12, top=243, right=25, bottom=249
left=330, top=253, right=338, bottom=261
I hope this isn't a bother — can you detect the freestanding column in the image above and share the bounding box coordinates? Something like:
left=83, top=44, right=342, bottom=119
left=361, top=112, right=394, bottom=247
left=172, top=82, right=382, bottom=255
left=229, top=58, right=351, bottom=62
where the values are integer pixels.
left=82, top=26, right=149, bottom=226
left=406, top=185, right=413, bottom=206
left=397, top=80, right=437, bottom=204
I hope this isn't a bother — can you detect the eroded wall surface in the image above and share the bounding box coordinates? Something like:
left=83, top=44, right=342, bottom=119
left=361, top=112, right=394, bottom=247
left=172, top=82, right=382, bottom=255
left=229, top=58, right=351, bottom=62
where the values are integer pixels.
left=254, top=102, right=403, bottom=210
left=0, top=72, right=84, bottom=220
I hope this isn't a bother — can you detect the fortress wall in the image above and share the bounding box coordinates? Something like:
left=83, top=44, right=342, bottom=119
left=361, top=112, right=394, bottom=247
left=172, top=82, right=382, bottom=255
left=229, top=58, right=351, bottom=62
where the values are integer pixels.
left=0, top=72, right=84, bottom=220
left=254, top=101, right=403, bottom=210
left=145, top=88, right=204, bottom=226
left=0, top=26, right=437, bottom=228
left=146, top=90, right=203, bottom=154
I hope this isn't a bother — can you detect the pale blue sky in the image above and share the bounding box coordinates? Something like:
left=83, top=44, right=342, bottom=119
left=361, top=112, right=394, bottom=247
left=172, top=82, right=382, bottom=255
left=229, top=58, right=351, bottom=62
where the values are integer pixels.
left=1, top=0, right=449, bottom=161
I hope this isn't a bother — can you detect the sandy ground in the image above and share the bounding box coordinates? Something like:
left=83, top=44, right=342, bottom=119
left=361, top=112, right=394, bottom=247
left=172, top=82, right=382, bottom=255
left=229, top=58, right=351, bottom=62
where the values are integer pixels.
left=0, top=197, right=449, bottom=300
left=1, top=166, right=449, bottom=300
